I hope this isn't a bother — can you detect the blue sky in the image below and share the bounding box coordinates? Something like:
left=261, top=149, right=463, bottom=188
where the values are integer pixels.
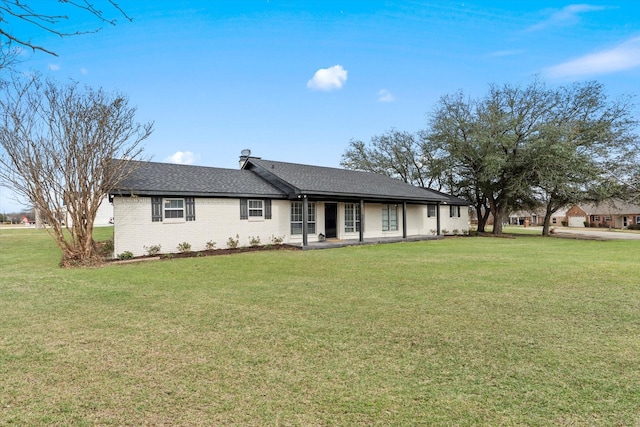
left=1, top=1, right=640, bottom=212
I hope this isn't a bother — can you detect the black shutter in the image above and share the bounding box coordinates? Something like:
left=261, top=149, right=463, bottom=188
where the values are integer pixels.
left=151, top=197, right=162, bottom=222
left=185, top=197, right=196, bottom=221
left=240, top=198, right=248, bottom=220
left=264, top=199, right=272, bottom=219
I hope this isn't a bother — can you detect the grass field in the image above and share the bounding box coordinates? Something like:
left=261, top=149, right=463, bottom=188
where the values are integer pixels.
left=1, top=228, right=639, bottom=426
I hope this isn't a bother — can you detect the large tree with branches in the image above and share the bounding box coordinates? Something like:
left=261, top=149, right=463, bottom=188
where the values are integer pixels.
left=427, top=78, right=638, bottom=235
left=0, top=75, right=153, bottom=265
left=0, top=0, right=131, bottom=56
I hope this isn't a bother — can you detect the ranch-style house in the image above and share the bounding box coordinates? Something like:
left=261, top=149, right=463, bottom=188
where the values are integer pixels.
left=109, top=154, right=470, bottom=257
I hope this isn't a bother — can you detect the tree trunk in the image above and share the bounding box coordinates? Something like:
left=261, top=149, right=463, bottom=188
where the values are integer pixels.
left=541, top=204, right=554, bottom=236
left=490, top=198, right=505, bottom=235
left=478, top=206, right=491, bottom=232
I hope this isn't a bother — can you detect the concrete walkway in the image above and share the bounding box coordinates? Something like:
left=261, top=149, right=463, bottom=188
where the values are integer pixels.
left=298, top=234, right=444, bottom=250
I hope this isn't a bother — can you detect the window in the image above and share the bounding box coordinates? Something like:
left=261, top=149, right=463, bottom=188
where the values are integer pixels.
left=382, top=205, right=398, bottom=231
left=552, top=217, right=557, bottom=224
left=593, top=215, right=600, bottom=221
left=291, top=201, right=316, bottom=234
left=248, top=199, right=263, bottom=218
left=605, top=216, right=611, bottom=222
left=164, top=199, right=184, bottom=219
left=345, top=203, right=361, bottom=233
left=449, top=205, right=460, bottom=218
left=636, top=216, right=640, bottom=224
left=152, top=197, right=195, bottom=222
left=427, top=204, right=437, bottom=218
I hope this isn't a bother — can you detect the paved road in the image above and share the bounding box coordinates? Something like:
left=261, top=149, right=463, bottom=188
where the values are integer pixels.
left=548, top=227, right=640, bottom=240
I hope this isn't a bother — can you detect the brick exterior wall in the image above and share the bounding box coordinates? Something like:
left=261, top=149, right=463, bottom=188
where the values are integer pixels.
left=112, top=197, right=470, bottom=258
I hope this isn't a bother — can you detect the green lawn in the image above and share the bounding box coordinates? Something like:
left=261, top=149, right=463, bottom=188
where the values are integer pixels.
left=1, top=228, right=639, bottom=426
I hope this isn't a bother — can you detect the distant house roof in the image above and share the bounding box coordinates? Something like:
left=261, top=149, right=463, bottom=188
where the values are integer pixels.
left=111, top=157, right=457, bottom=204
left=110, top=160, right=285, bottom=198
left=244, top=158, right=449, bottom=203
left=578, top=200, right=640, bottom=215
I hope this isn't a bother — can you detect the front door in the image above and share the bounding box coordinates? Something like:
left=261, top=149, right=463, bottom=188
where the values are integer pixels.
left=623, top=216, right=628, bottom=228
left=325, top=203, right=337, bottom=238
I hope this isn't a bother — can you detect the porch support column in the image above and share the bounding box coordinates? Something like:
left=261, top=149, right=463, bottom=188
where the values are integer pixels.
left=402, top=201, right=407, bottom=239
left=302, top=196, right=308, bottom=247
left=359, top=199, right=365, bottom=242
left=436, top=202, right=442, bottom=236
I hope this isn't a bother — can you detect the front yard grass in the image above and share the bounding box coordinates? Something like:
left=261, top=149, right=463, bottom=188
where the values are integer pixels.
left=1, top=228, right=639, bottom=425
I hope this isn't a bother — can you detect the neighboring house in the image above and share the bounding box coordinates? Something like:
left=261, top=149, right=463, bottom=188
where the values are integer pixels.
left=63, top=196, right=114, bottom=227
left=109, top=155, right=470, bottom=257
left=566, top=200, right=640, bottom=229
left=509, top=208, right=569, bottom=227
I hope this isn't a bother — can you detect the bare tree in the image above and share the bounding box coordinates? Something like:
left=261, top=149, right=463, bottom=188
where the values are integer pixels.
left=341, top=129, right=448, bottom=189
left=0, top=74, right=153, bottom=265
left=0, top=0, right=131, bottom=56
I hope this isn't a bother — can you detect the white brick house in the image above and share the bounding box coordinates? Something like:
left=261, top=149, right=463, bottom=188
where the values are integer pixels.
left=110, top=155, right=470, bottom=257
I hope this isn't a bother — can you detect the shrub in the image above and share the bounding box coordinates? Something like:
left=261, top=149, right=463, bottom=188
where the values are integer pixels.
left=441, top=229, right=449, bottom=235
left=96, top=239, right=114, bottom=258
left=429, top=229, right=437, bottom=235
left=205, top=240, right=216, bottom=250
left=270, top=235, right=284, bottom=245
left=177, top=242, right=192, bottom=253
left=462, top=229, right=468, bottom=235
left=561, top=221, right=568, bottom=226
left=144, top=244, right=161, bottom=256
left=249, top=235, right=261, bottom=247
left=117, top=251, right=134, bottom=260
left=227, top=234, right=240, bottom=249
left=452, top=229, right=459, bottom=235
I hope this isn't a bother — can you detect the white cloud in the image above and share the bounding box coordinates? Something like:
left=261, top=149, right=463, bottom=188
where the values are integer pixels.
left=546, top=36, right=640, bottom=78
left=377, top=89, right=394, bottom=103
left=165, top=151, right=199, bottom=165
left=80, top=67, right=88, bottom=75
left=527, top=4, right=607, bottom=31
left=48, top=64, right=60, bottom=71
left=306, top=65, right=348, bottom=91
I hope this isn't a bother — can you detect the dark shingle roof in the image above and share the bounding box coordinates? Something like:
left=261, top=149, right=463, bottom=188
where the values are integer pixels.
left=424, top=188, right=471, bottom=206
left=246, top=158, right=449, bottom=202
left=111, top=160, right=285, bottom=198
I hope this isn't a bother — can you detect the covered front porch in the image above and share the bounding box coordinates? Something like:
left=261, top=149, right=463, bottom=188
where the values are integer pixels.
left=295, top=234, right=444, bottom=250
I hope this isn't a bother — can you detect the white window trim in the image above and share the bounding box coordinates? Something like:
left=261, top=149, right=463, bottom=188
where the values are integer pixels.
left=248, top=199, right=264, bottom=221
left=163, top=198, right=186, bottom=223
left=290, top=201, right=316, bottom=235
left=382, top=204, right=398, bottom=232
left=344, top=203, right=360, bottom=233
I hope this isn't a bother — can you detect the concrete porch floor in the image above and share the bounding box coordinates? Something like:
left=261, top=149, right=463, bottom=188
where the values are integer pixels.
left=296, top=234, right=444, bottom=250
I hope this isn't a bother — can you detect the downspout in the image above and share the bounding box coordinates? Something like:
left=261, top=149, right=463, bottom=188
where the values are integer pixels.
left=359, top=199, right=365, bottom=242
left=402, top=201, right=407, bottom=239
left=302, top=196, right=308, bottom=247
left=437, top=202, right=442, bottom=236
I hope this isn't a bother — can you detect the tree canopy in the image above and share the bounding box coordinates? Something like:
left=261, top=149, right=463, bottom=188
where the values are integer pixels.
left=343, top=78, right=639, bottom=235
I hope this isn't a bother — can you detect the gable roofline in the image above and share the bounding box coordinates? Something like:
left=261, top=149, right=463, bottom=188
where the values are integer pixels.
left=423, top=188, right=471, bottom=206
left=110, top=159, right=287, bottom=199
left=244, top=158, right=449, bottom=203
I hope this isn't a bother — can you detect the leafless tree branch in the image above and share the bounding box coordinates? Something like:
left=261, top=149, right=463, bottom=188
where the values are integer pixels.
left=0, top=0, right=131, bottom=56
left=0, top=74, right=153, bottom=265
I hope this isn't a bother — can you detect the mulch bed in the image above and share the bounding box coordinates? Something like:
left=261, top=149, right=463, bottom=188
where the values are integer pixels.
left=110, top=244, right=301, bottom=264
